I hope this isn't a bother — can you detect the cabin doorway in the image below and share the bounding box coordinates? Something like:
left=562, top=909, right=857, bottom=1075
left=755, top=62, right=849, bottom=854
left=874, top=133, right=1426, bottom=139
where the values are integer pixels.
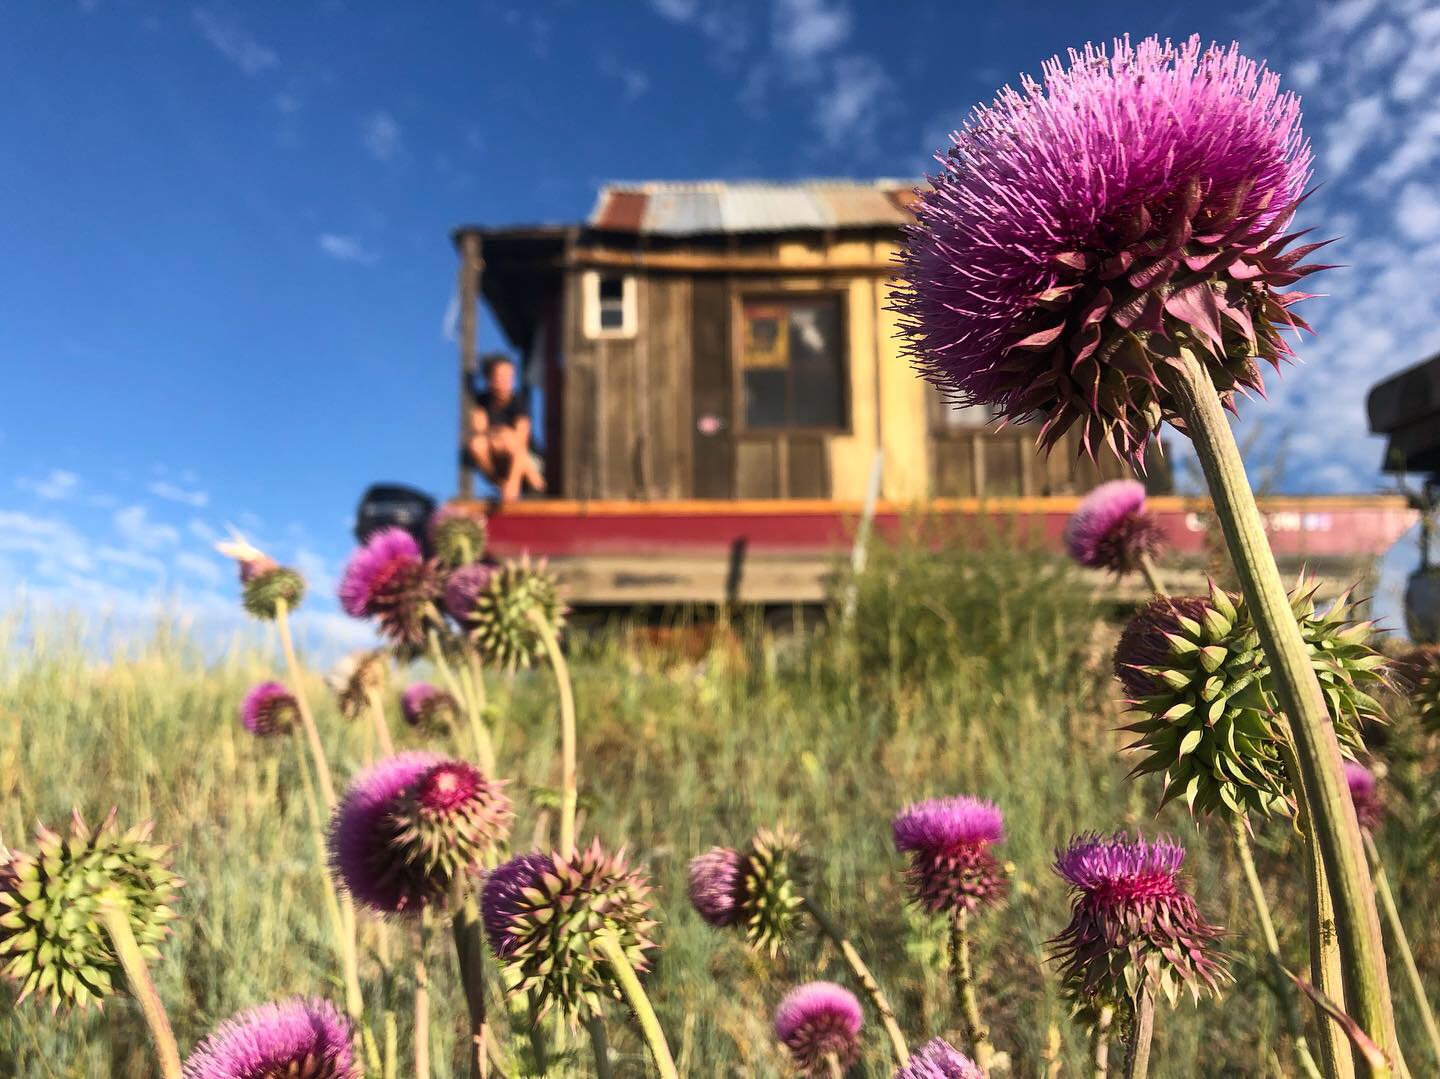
left=690, top=279, right=839, bottom=500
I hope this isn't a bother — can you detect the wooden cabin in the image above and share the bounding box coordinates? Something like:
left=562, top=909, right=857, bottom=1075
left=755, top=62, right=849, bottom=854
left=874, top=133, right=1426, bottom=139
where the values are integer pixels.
left=454, top=179, right=1158, bottom=505
left=449, top=180, right=1410, bottom=607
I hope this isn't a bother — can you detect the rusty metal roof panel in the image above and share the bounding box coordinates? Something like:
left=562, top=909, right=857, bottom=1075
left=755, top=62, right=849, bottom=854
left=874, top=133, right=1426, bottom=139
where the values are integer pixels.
left=586, top=180, right=921, bottom=236
left=642, top=186, right=724, bottom=234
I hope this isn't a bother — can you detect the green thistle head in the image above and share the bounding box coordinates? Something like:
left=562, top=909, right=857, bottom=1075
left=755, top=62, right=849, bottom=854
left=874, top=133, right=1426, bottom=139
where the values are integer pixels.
left=482, top=842, right=656, bottom=1021
left=466, top=557, right=566, bottom=671
left=0, top=810, right=182, bottom=1011
left=738, top=826, right=809, bottom=957
left=1398, top=645, right=1440, bottom=732
left=1116, top=579, right=1385, bottom=819
left=242, top=564, right=306, bottom=621
left=429, top=505, right=489, bottom=568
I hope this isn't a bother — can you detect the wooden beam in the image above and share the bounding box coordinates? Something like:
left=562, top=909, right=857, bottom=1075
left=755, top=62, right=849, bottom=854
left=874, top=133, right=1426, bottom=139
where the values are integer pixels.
left=456, top=232, right=482, bottom=499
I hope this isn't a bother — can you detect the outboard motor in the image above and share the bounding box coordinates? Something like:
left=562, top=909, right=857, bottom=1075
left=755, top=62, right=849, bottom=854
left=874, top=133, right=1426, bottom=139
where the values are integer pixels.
left=354, top=484, right=437, bottom=549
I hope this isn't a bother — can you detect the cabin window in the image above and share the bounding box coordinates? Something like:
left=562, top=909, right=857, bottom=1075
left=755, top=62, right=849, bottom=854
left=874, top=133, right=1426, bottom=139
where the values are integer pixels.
left=581, top=270, right=636, bottom=338
left=739, top=295, right=846, bottom=431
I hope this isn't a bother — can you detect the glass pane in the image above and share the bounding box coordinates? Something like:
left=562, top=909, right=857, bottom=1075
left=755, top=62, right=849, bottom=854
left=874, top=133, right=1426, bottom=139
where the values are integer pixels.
left=744, top=368, right=788, bottom=428
left=788, top=301, right=843, bottom=427
left=599, top=301, right=625, bottom=330
left=597, top=274, right=625, bottom=301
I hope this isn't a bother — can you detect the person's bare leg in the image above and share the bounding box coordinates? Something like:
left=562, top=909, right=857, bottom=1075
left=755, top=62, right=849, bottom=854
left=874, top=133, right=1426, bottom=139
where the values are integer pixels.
left=468, top=436, right=497, bottom=484
left=492, top=431, right=522, bottom=501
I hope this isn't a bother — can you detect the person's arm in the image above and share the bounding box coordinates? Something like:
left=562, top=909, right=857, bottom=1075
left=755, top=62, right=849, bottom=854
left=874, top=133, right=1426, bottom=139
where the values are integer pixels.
left=470, top=405, right=490, bottom=436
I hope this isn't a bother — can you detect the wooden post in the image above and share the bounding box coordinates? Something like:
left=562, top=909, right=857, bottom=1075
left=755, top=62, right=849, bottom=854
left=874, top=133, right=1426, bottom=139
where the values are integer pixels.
left=457, top=232, right=482, bottom=500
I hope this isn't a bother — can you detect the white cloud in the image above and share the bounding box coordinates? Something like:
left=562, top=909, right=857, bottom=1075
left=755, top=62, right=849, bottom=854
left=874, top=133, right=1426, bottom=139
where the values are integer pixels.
left=188, top=518, right=219, bottom=543
left=17, top=469, right=79, bottom=500
left=317, top=233, right=379, bottom=267
left=0, top=510, right=94, bottom=572
left=1323, top=94, right=1385, bottom=176
left=597, top=55, right=651, bottom=101
left=362, top=110, right=403, bottom=162
left=294, top=546, right=337, bottom=597
left=814, top=54, right=890, bottom=148
left=114, top=505, right=179, bottom=550
left=648, top=0, right=698, bottom=21
left=147, top=479, right=209, bottom=507
left=773, top=0, right=850, bottom=66
left=95, top=545, right=168, bottom=576
left=1395, top=182, right=1440, bottom=242
left=175, top=551, right=224, bottom=586
left=191, top=7, right=279, bottom=76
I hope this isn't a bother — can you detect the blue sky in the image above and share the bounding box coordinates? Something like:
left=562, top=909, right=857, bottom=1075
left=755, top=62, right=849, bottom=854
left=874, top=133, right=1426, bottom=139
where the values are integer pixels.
left=3, top=0, right=1439, bottom=645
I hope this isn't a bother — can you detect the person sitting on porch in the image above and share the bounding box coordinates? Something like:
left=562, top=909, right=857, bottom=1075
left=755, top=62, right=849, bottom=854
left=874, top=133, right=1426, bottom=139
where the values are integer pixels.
left=469, top=354, right=546, bottom=501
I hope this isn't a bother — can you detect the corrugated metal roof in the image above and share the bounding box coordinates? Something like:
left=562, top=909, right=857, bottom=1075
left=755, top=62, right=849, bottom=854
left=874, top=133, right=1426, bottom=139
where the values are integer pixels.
left=588, top=179, right=919, bottom=236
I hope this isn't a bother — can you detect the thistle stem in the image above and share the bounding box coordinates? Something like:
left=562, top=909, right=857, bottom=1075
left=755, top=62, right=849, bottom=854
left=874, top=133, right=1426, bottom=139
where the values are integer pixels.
left=415, top=913, right=432, bottom=1079
left=457, top=646, right=497, bottom=774
left=449, top=877, right=490, bottom=1079
left=1136, top=553, right=1167, bottom=598
left=1122, top=987, right=1154, bottom=1079
left=803, top=897, right=910, bottom=1067
left=1161, top=347, right=1398, bottom=1068
left=596, top=931, right=678, bottom=1078
left=366, top=687, right=397, bottom=758
left=1364, top=831, right=1440, bottom=1069
left=1231, top=819, right=1324, bottom=1079
left=585, top=1014, right=615, bottom=1079
left=427, top=626, right=469, bottom=713
left=529, top=609, right=578, bottom=860
left=96, top=892, right=182, bottom=1079
left=384, top=1010, right=399, bottom=1079
left=1092, top=1004, right=1114, bottom=1079
left=274, top=597, right=338, bottom=809
left=948, top=907, right=993, bottom=1074
left=825, top=1052, right=845, bottom=1079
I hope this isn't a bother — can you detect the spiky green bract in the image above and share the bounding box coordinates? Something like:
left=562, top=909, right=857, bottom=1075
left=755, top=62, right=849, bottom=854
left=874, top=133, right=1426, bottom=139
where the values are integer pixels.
left=464, top=556, right=566, bottom=671
left=1116, top=579, right=1386, bottom=819
left=429, top=505, right=488, bottom=568
left=242, top=565, right=305, bottom=621
left=0, top=810, right=181, bottom=1011
left=481, top=841, right=657, bottom=1022
left=738, top=826, right=809, bottom=957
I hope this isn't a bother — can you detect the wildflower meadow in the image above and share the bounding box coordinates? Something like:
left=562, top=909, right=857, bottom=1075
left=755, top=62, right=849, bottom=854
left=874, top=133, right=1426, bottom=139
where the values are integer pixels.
left=5, top=31, right=1440, bottom=1079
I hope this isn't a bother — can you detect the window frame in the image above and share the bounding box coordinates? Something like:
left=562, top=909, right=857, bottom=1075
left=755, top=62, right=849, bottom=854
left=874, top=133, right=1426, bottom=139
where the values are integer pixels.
left=731, top=289, right=851, bottom=436
left=580, top=270, right=637, bottom=339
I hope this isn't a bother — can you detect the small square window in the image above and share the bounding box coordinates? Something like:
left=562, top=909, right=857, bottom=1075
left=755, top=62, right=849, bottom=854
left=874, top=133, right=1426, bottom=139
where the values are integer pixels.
left=583, top=271, right=636, bottom=338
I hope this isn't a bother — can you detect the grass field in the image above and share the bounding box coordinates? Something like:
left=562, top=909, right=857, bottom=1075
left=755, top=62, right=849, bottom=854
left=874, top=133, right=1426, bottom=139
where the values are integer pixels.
left=2, top=536, right=1437, bottom=1077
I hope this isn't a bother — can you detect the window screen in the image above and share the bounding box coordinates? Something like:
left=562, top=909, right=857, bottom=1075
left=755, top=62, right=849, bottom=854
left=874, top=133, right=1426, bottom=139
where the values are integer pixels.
left=740, top=296, right=845, bottom=430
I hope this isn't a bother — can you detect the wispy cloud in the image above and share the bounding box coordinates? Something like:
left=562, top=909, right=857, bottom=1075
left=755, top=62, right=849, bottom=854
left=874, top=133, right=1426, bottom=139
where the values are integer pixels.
left=191, top=7, right=279, bottom=76
left=317, top=233, right=380, bottom=267
left=175, top=550, right=223, bottom=586
left=362, top=110, right=403, bottom=162
left=147, top=479, right=210, bottom=507
left=596, top=54, right=651, bottom=101
left=114, top=505, right=180, bottom=550
left=17, top=468, right=79, bottom=501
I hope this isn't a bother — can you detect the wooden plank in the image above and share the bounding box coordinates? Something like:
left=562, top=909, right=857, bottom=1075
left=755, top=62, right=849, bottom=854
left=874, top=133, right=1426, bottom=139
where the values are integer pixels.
left=788, top=436, right=830, bottom=499
left=574, top=247, right=900, bottom=276
left=562, top=270, right=601, bottom=500
left=691, top=277, right=733, bottom=497
left=735, top=439, right=779, bottom=499
left=456, top=232, right=481, bottom=499
left=542, top=552, right=833, bottom=605
left=672, top=276, right=694, bottom=498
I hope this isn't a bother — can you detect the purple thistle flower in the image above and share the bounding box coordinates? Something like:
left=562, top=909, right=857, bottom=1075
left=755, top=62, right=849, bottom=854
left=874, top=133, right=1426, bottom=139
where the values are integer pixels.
left=239, top=681, right=298, bottom=738
left=329, top=753, right=511, bottom=915
left=400, top=682, right=460, bottom=732
left=687, top=846, right=745, bottom=927
left=892, top=796, right=1009, bottom=915
left=1051, top=832, right=1226, bottom=1005
left=773, top=982, right=863, bottom=1076
left=1064, top=481, right=1164, bottom=574
left=443, top=562, right=496, bottom=626
left=182, top=997, right=356, bottom=1079
left=1345, top=762, right=1384, bottom=832
left=895, top=1038, right=984, bottom=1079
left=481, top=842, right=657, bottom=1020
left=895, top=36, right=1322, bottom=463
left=338, top=528, right=441, bottom=651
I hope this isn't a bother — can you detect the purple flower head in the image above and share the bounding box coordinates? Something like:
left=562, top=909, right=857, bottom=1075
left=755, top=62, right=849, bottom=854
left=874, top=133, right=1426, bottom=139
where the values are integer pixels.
left=429, top=504, right=488, bottom=567
left=400, top=682, right=460, bottom=732
left=238, top=557, right=277, bottom=586
left=239, top=681, right=298, bottom=738
left=1051, top=832, right=1226, bottom=1004
left=443, top=562, right=496, bottom=626
left=1345, top=762, right=1384, bottom=832
left=182, top=997, right=356, bottom=1079
left=893, top=796, right=1009, bottom=915
left=1064, top=481, right=1164, bottom=574
left=481, top=842, right=657, bottom=1020
left=773, top=982, right=863, bottom=1076
left=1112, top=594, right=1214, bottom=700
left=338, top=528, right=441, bottom=652
left=895, top=36, right=1321, bottom=463
left=687, top=846, right=745, bottom=927
left=329, top=752, right=511, bottom=915
left=896, top=1038, right=984, bottom=1079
